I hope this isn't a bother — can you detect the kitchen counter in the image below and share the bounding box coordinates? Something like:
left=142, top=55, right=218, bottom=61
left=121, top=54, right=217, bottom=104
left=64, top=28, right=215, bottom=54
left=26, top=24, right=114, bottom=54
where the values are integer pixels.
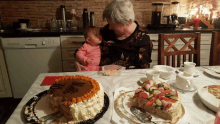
left=147, top=28, right=220, bottom=33
left=0, top=28, right=220, bottom=37
left=0, top=29, right=84, bottom=37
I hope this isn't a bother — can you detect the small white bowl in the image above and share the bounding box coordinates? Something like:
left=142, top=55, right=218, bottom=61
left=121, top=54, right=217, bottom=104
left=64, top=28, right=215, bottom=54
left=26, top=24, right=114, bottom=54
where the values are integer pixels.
left=153, top=65, right=176, bottom=79
left=100, top=65, right=125, bottom=76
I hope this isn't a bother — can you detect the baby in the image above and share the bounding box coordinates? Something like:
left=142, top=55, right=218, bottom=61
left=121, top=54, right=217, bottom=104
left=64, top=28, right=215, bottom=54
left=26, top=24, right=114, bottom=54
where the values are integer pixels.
left=75, top=26, right=102, bottom=71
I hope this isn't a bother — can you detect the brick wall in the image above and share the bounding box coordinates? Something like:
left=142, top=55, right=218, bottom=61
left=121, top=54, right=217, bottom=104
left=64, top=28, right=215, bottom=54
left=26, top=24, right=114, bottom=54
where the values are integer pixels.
left=0, top=0, right=219, bottom=28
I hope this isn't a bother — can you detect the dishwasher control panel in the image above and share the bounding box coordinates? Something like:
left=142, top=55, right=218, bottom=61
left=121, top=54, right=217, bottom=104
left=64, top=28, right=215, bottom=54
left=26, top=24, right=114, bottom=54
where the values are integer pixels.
left=1, top=37, right=61, bottom=48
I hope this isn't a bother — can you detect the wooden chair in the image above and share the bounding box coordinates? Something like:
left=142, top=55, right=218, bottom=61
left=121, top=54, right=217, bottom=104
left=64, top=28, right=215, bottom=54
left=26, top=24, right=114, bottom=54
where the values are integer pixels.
left=209, top=31, right=220, bottom=65
left=158, top=33, right=201, bottom=67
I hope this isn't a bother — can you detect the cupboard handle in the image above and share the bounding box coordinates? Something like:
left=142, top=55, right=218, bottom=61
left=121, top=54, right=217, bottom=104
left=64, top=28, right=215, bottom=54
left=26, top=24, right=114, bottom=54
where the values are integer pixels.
left=70, top=41, right=85, bottom=43
left=66, top=50, right=76, bottom=52
left=67, top=62, right=75, bottom=65
left=151, top=40, right=158, bottom=42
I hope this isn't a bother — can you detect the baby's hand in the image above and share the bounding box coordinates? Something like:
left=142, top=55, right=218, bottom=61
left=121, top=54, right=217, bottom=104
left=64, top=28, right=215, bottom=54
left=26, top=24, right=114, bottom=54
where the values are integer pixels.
left=107, top=40, right=114, bottom=46
left=87, top=58, right=94, bottom=65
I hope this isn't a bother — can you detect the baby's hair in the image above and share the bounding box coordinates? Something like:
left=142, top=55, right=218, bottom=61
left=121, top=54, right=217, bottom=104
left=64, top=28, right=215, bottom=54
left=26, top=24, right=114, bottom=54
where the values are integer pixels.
left=83, top=26, right=98, bottom=39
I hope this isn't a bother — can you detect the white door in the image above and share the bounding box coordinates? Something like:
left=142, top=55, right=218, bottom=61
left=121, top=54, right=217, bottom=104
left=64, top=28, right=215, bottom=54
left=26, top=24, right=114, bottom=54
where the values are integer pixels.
left=0, top=40, right=12, bottom=98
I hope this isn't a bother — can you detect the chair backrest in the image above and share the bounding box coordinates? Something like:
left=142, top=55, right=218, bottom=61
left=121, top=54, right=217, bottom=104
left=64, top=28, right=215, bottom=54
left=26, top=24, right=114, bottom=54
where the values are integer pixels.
left=158, top=33, right=201, bottom=67
left=209, top=31, right=220, bottom=65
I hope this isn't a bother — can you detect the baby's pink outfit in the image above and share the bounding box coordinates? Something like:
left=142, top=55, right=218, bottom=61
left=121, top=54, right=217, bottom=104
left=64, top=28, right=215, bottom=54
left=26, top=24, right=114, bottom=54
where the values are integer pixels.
left=76, top=43, right=101, bottom=71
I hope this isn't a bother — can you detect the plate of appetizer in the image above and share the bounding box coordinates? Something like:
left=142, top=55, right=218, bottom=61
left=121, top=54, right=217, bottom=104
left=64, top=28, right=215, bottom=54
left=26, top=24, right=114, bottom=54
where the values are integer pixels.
left=112, top=80, right=186, bottom=124
left=198, top=85, right=220, bottom=112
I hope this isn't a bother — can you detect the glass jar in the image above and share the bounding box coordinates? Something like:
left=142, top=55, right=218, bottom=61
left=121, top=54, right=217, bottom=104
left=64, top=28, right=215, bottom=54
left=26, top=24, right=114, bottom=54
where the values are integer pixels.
left=171, top=2, right=180, bottom=15
left=171, top=2, right=180, bottom=25
left=161, top=4, right=171, bottom=24
left=151, top=3, right=164, bottom=12
left=57, top=20, right=63, bottom=30
left=67, top=20, right=72, bottom=30
left=151, top=3, right=164, bottom=25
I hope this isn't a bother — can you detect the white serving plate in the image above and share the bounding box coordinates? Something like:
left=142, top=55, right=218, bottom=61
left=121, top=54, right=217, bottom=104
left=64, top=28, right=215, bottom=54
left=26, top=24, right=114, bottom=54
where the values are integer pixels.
left=112, top=87, right=188, bottom=124
left=198, top=85, right=220, bottom=112
left=204, top=69, right=220, bottom=78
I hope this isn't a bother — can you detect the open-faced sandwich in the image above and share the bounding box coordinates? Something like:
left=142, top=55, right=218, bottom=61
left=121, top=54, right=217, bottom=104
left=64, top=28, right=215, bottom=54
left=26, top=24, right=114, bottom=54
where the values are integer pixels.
left=132, top=80, right=183, bottom=123
left=205, top=85, right=220, bottom=99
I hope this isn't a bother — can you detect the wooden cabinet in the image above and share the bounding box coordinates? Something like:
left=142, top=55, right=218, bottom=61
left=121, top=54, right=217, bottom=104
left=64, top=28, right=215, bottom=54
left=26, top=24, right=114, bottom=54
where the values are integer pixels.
left=148, top=33, right=212, bottom=67
left=60, top=35, right=85, bottom=72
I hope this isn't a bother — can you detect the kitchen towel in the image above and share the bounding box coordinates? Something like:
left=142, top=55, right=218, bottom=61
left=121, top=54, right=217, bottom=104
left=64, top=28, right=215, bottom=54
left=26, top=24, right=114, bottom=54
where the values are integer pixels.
left=41, top=76, right=63, bottom=85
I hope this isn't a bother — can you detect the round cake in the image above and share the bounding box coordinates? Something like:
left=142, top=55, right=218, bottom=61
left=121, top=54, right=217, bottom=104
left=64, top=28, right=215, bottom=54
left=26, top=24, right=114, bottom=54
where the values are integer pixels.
left=48, top=75, right=104, bottom=123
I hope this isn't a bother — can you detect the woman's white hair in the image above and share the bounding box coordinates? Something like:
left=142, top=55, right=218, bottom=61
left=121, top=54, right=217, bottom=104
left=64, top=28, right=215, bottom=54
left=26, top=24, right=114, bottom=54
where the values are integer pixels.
left=103, top=0, right=135, bottom=24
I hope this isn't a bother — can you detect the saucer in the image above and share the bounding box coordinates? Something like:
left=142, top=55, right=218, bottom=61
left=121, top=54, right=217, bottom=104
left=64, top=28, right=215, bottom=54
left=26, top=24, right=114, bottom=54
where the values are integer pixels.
left=176, top=68, right=199, bottom=77
left=139, top=77, right=148, bottom=84
left=167, top=80, right=197, bottom=93
left=139, top=77, right=164, bottom=84
left=202, top=118, right=215, bottom=124
left=17, top=28, right=27, bottom=30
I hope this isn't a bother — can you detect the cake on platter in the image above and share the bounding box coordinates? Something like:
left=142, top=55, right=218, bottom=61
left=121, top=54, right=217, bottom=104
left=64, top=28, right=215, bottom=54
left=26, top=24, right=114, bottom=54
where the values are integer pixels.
left=132, top=80, right=183, bottom=123
left=48, top=75, right=104, bottom=123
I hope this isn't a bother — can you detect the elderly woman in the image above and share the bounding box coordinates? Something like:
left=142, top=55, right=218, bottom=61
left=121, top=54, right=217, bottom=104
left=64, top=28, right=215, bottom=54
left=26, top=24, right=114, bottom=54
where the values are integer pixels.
left=99, top=0, right=153, bottom=69
left=75, top=0, right=152, bottom=71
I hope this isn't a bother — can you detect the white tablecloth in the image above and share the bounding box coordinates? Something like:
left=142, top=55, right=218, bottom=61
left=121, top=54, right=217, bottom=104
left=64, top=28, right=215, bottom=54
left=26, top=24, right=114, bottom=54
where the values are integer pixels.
left=6, top=66, right=220, bottom=124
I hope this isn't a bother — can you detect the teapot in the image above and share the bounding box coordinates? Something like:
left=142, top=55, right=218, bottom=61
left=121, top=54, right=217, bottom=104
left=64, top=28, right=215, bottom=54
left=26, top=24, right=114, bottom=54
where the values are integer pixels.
left=175, top=72, right=194, bottom=90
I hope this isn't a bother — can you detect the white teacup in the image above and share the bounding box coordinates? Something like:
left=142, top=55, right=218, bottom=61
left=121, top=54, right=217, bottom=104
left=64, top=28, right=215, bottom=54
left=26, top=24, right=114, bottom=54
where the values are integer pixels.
left=176, top=72, right=193, bottom=90
left=20, top=23, right=27, bottom=29
left=146, top=70, right=160, bottom=83
left=181, top=62, right=196, bottom=74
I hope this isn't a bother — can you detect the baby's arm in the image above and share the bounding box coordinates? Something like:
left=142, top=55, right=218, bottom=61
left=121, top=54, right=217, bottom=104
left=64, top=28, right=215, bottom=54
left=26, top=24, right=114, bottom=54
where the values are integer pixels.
left=75, top=60, right=91, bottom=71
left=75, top=44, right=91, bottom=65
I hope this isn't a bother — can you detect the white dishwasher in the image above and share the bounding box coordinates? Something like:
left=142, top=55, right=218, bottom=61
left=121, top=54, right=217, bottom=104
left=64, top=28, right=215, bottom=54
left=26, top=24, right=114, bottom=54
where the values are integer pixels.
left=1, top=37, right=62, bottom=98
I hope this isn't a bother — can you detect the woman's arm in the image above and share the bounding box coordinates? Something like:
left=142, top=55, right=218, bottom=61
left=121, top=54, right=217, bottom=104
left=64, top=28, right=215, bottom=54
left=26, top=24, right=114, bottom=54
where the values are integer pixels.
left=135, top=32, right=153, bottom=68
left=99, top=25, right=115, bottom=66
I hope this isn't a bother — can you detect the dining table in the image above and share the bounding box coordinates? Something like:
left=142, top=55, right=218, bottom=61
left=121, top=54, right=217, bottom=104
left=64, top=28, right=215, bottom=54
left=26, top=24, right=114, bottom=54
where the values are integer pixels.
left=6, top=66, right=220, bottom=124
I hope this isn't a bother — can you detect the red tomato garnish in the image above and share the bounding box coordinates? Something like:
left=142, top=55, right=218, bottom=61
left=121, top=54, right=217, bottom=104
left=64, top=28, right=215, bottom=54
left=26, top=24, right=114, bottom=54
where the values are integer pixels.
left=143, top=80, right=150, bottom=84
left=159, top=96, right=176, bottom=103
left=139, top=91, right=148, bottom=99
left=163, top=89, right=173, bottom=94
left=158, top=93, right=165, bottom=98
left=158, top=87, right=164, bottom=92
left=146, top=94, right=157, bottom=106
left=133, top=94, right=139, bottom=97
left=164, top=103, right=172, bottom=110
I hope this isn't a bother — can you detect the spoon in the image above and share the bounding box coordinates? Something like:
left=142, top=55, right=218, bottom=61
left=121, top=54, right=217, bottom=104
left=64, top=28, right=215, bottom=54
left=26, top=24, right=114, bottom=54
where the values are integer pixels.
left=130, top=106, right=152, bottom=123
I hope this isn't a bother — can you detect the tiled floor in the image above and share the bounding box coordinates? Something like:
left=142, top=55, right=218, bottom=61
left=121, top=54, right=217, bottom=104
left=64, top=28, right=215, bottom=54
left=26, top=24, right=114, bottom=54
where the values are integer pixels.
left=0, top=97, right=21, bottom=124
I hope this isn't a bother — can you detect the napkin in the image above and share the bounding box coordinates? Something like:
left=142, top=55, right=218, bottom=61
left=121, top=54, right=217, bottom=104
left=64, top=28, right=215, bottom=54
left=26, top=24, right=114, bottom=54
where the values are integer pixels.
left=40, top=76, right=63, bottom=86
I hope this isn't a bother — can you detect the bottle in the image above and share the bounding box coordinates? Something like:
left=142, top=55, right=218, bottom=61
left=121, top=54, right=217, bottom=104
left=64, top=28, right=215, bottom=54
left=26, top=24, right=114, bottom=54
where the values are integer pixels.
left=50, top=17, right=57, bottom=31
left=60, top=5, right=67, bottom=22
left=215, top=102, right=220, bottom=124
left=70, top=9, right=78, bottom=29
left=90, top=12, right=95, bottom=26
left=83, top=8, right=89, bottom=28
left=0, top=16, right=3, bottom=29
